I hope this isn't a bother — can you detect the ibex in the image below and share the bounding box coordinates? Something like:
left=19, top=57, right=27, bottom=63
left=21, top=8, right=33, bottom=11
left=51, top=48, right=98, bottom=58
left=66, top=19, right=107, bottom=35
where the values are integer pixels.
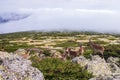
left=78, top=43, right=85, bottom=55
left=89, top=38, right=104, bottom=57
left=67, top=48, right=78, bottom=58
left=61, top=48, right=69, bottom=60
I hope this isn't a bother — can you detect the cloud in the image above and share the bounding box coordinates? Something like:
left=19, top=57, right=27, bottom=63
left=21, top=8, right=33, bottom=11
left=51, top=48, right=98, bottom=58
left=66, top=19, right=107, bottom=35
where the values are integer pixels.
left=19, top=8, right=63, bottom=13
left=19, top=8, right=117, bottom=15
left=75, top=9, right=117, bottom=14
left=0, top=0, right=120, bottom=33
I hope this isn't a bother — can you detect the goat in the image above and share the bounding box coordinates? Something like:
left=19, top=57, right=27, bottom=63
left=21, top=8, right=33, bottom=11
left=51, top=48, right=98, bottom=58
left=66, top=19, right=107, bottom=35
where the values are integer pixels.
left=78, top=43, right=85, bottom=55
left=67, top=48, right=78, bottom=58
left=89, top=38, right=105, bottom=57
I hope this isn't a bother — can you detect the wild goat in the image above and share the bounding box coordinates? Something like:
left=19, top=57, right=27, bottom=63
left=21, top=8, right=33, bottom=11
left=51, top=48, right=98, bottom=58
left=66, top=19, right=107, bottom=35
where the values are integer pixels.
left=89, top=38, right=104, bottom=57
left=78, top=43, right=85, bottom=55
left=62, top=43, right=85, bottom=59
left=67, top=48, right=78, bottom=58
left=61, top=48, right=69, bottom=60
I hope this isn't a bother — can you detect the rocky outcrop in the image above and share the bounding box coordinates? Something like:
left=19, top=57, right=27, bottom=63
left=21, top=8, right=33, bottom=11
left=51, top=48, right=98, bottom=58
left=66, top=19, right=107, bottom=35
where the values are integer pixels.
left=107, top=57, right=120, bottom=73
left=72, top=55, right=120, bottom=80
left=89, top=73, right=120, bottom=80
left=0, top=51, right=44, bottom=80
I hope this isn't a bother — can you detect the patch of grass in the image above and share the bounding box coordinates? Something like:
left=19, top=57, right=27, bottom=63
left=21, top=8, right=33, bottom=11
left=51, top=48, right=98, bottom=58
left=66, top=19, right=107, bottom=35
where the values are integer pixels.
left=53, top=40, right=79, bottom=47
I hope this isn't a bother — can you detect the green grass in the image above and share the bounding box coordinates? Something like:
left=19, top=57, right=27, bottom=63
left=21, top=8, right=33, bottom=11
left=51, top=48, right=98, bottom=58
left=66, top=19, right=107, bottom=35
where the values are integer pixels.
left=53, top=40, right=79, bottom=47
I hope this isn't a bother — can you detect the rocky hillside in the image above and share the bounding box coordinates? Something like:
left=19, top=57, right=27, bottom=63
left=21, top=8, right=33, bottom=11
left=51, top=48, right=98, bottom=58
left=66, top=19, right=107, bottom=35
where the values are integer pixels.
left=72, top=55, right=120, bottom=80
left=0, top=51, right=44, bottom=80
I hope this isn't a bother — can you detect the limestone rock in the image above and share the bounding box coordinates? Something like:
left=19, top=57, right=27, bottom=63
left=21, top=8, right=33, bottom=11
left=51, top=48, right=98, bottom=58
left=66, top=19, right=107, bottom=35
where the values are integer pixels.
left=0, top=51, right=44, bottom=80
left=72, top=56, right=89, bottom=66
left=107, top=57, right=120, bottom=73
left=50, top=50, right=62, bottom=58
left=14, top=48, right=26, bottom=55
left=72, top=55, right=120, bottom=80
left=89, top=73, right=120, bottom=80
left=72, top=55, right=112, bottom=76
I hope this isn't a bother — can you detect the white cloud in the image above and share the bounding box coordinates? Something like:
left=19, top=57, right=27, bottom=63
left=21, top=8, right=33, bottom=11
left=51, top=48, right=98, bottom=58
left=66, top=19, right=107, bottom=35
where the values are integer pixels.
left=19, top=8, right=117, bottom=15
left=0, top=0, right=120, bottom=33
left=75, top=9, right=117, bottom=14
left=19, top=8, right=63, bottom=13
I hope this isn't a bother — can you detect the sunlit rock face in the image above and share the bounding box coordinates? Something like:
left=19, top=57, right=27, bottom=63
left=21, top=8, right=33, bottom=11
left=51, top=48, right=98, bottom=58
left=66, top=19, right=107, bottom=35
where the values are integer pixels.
left=0, top=51, right=44, bottom=80
left=72, top=55, right=120, bottom=80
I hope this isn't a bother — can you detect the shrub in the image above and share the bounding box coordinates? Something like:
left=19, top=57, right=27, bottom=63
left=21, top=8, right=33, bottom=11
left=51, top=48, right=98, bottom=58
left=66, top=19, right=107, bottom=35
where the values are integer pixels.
left=31, top=58, right=93, bottom=80
left=104, top=45, right=120, bottom=60
left=83, top=50, right=93, bottom=59
left=42, top=49, right=51, bottom=56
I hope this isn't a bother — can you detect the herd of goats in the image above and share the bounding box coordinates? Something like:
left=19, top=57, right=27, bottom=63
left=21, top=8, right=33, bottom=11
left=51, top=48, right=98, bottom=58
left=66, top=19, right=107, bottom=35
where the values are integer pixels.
left=21, top=38, right=105, bottom=60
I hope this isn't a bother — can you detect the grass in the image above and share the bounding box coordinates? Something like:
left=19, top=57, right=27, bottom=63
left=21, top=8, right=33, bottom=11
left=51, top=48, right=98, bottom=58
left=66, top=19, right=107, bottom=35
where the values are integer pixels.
left=53, top=40, right=79, bottom=47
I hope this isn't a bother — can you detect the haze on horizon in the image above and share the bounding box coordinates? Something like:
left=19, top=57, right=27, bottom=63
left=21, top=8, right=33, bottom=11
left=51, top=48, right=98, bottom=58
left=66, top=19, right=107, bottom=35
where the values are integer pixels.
left=0, top=0, right=120, bottom=34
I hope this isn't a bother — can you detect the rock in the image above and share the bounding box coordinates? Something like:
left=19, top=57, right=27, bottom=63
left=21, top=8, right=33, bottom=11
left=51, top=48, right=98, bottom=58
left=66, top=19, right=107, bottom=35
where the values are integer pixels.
left=72, top=55, right=120, bottom=80
left=14, top=48, right=27, bottom=55
left=50, top=50, right=62, bottom=58
left=89, top=73, right=120, bottom=80
left=14, top=49, right=30, bottom=59
left=87, top=55, right=112, bottom=76
left=107, top=57, right=120, bottom=64
left=0, top=51, right=44, bottom=80
left=72, top=55, right=112, bottom=76
left=107, top=57, right=120, bottom=73
left=72, top=56, right=89, bottom=66
left=39, top=54, right=45, bottom=58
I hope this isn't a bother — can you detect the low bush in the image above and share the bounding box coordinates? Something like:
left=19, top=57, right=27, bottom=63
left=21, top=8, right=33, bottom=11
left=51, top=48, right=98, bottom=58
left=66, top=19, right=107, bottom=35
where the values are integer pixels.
left=104, top=45, right=120, bottom=60
left=31, top=58, right=93, bottom=80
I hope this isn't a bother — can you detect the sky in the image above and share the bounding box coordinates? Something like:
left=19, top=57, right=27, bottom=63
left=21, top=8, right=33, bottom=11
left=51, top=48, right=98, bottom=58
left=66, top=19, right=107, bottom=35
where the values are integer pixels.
left=0, top=0, right=120, bottom=33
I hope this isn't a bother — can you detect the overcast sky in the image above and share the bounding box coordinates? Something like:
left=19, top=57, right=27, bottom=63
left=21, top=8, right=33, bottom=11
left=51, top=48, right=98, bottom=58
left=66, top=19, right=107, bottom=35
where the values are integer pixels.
left=0, top=0, right=120, bottom=33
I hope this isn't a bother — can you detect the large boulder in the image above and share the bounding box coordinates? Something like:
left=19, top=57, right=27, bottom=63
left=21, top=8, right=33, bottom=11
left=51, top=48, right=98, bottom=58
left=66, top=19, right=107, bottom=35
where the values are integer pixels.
left=107, top=57, right=120, bottom=73
left=50, top=50, right=62, bottom=58
left=72, top=56, right=89, bottom=66
left=86, top=55, right=112, bottom=76
left=89, top=73, right=120, bottom=80
left=14, top=48, right=26, bottom=55
left=72, top=55, right=120, bottom=80
left=0, top=51, right=44, bottom=80
left=72, top=55, right=112, bottom=76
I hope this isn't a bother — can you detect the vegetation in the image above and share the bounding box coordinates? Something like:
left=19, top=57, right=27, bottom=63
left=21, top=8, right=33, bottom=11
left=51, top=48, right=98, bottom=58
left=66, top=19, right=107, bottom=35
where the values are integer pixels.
left=53, top=40, right=78, bottom=47
left=0, top=31, right=120, bottom=79
left=31, top=57, right=93, bottom=80
left=104, top=44, right=120, bottom=60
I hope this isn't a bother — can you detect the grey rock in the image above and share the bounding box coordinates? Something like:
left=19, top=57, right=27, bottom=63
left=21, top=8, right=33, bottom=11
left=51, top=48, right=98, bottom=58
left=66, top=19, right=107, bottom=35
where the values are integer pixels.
left=0, top=51, right=44, bottom=80
left=72, top=55, right=112, bottom=76
left=72, top=55, right=120, bottom=80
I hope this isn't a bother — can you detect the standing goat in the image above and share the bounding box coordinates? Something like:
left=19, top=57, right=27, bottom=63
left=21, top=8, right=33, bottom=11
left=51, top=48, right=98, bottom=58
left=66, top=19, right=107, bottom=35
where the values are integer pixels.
left=89, top=38, right=104, bottom=57
left=78, top=43, right=85, bottom=55
left=67, top=48, right=78, bottom=58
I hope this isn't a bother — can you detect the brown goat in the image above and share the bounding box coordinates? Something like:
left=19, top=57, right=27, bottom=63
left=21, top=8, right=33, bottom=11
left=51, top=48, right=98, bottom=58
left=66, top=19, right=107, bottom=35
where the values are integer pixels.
left=89, top=38, right=104, bottom=57
left=78, top=43, right=85, bottom=55
left=67, top=48, right=78, bottom=58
